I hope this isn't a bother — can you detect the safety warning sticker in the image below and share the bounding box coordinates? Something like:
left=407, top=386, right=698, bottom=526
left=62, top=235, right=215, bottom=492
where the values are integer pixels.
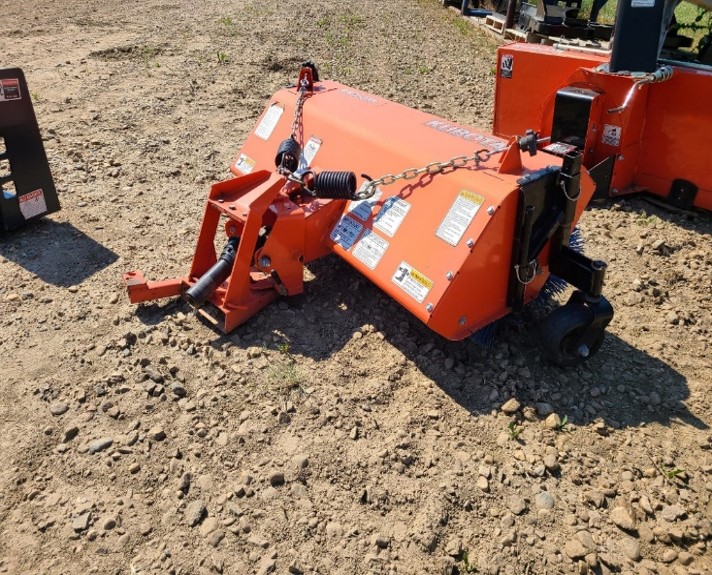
left=0, top=79, right=21, bottom=102
left=330, top=214, right=363, bottom=250
left=500, top=55, right=514, bottom=79
left=374, top=197, right=410, bottom=237
left=300, top=136, right=322, bottom=167
left=602, top=124, right=622, bottom=147
left=392, top=261, right=433, bottom=304
left=19, top=189, right=47, bottom=220
left=631, top=0, right=655, bottom=6
left=234, top=153, right=256, bottom=174
left=436, top=189, right=484, bottom=246
left=353, top=230, right=389, bottom=270
left=254, top=104, right=283, bottom=140
left=348, top=183, right=383, bottom=221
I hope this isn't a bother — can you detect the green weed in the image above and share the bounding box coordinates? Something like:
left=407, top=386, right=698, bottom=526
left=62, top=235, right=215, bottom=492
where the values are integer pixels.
left=508, top=421, right=523, bottom=440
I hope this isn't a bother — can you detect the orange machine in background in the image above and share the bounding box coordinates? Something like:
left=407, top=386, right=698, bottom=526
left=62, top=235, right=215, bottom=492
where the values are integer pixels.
left=494, top=22, right=711, bottom=211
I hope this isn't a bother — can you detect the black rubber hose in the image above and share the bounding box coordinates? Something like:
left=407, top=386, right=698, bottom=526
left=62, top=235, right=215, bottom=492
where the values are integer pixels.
left=275, top=138, right=301, bottom=172
left=313, top=171, right=357, bottom=199
left=183, top=237, right=239, bottom=308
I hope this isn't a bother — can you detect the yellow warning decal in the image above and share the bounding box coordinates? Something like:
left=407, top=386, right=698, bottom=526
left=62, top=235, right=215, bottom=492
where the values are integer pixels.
left=392, top=261, right=434, bottom=304
left=459, top=189, right=484, bottom=205
left=409, top=268, right=433, bottom=290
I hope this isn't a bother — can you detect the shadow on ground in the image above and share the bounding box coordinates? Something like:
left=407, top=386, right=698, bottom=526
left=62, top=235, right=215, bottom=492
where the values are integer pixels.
left=129, top=252, right=710, bottom=434
left=0, top=219, right=118, bottom=286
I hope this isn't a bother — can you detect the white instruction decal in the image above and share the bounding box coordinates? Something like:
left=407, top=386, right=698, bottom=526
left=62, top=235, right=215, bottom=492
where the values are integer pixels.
left=0, top=78, right=21, bottom=101
left=374, top=197, right=411, bottom=237
left=631, top=0, right=655, bottom=6
left=234, top=153, right=256, bottom=174
left=392, top=261, right=433, bottom=304
left=301, top=136, right=322, bottom=167
left=436, top=190, right=484, bottom=247
left=602, top=124, right=622, bottom=147
left=353, top=230, right=389, bottom=270
left=330, top=214, right=363, bottom=250
left=254, top=104, right=283, bottom=140
left=348, top=183, right=383, bottom=221
left=19, top=189, right=47, bottom=220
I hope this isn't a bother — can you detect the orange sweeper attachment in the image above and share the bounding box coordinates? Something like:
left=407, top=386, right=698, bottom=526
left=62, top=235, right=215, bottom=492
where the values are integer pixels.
left=124, top=63, right=614, bottom=366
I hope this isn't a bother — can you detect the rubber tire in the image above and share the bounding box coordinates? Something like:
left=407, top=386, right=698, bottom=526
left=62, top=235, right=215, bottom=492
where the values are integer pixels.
left=539, top=304, right=605, bottom=367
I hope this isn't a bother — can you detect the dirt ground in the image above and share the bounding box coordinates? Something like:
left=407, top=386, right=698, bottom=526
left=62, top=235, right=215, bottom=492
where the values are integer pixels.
left=1, top=1, right=711, bottom=574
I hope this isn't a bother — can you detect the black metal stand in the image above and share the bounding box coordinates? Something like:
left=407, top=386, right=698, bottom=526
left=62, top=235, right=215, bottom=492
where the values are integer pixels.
left=0, top=68, right=60, bottom=232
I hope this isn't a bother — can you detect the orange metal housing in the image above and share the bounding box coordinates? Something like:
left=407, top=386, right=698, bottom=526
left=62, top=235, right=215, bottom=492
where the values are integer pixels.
left=494, top=43, right=712, bottom=211
left=126, top=78, right=596, bottom=339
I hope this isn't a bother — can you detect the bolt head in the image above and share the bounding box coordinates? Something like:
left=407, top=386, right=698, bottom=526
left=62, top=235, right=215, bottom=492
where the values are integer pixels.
left=259, top=256, right=271, bottom=268
left=426, top=303, right=434, bottom=313
left=466, top=239, right=474, bottom=248
left=487, top=206, right=496, bottom=216
left=445, top=271, right=453, bottom=281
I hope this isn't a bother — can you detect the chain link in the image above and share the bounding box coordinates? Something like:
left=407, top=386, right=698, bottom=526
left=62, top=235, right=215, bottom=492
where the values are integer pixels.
left=354, top=147, right=505, bottom=200
left=290, top=82, right=309, bottom=140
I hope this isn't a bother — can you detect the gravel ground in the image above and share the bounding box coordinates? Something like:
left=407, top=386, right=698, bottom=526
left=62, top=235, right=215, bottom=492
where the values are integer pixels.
left=1, top=1, right=711, bottom=574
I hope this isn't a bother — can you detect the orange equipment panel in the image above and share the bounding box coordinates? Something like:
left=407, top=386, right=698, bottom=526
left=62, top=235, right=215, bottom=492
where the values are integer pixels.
left=225, top=81, right=589, bottom=339
left=493, top=43, right=712, bottom=211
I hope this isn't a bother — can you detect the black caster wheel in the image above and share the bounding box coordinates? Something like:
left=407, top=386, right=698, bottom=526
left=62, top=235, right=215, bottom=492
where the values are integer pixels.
left=539, top=303, right=605, bottom=366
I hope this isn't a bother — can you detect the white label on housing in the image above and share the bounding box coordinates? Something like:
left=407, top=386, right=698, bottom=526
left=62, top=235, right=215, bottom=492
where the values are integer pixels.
left=254, top=104, right=283, bottom=140
left=352, top=230, right=389, bottom=270
left=374, top=197, right=411, bottom=237
left=436, top=190, right=484, bottom=247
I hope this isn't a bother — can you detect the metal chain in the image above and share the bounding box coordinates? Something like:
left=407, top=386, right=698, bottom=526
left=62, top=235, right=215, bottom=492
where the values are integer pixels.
left=354, top=147, right=505, bottom=200
left=290, top=82, right=309, bottom=140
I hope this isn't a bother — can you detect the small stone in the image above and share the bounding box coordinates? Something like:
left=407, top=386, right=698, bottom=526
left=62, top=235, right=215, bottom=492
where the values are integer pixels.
left=88, top=437, right=113, bottom=453
left=199, top=516, right=219, bottom=537
left=103, top=517, right=117, bottom=531
left=129, top=462, right=141, bottom=474
left=49, top=402, right=69, bottom=416
left=545, top=413, right=562, bottom=429
left=476, top=476, right=489, bottom=492
left=501, top=398, right=521, bottom=414
left=620, top=537, right=640, bottom=561
left=610, top=506, right=636, bottom=531
left=509, top=496, right=527, bottom=515
left=564, top=539, right=588, bottom=560
left=661, top=549, right=677, bottom=563
left=139, top=523, right=152, bottom=536
left=535, top=402, right=554, bottom=416
left=648, top=391, right=661, bottom=406
left=73, top=512, right=91, bottom=532
left=207, top=529, right=225, bottom=547
left=269, top=471, right=285, bottom=487
left=349, top=426, right=359, bottom=440
left=543, top=452, right=559, bottom=472
left=535, top=491, right=554, bottom=510
left=372, top=533, right=389, bottom=548
left=660, top=504, right=685, bottom=522
left=677, top=551, right=693, bottom=566
left=63, top=426, right=79, bottom=442
left=171, top=383, right=187, bottom=398
left=148, top=426, right=166, bottom=441
left=185, top=500, right=207, bottom=527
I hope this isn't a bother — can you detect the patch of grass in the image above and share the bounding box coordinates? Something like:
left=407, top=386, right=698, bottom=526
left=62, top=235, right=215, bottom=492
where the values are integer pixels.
left=217, top=51, right=229, bottom=64
left=554, top=414, right=570, bottom=432
left=662, top=465, right=686, bottom=480
left=508, top=421, right=523, bottom=440
left=217, top=15, right=234, bottom=26
left=459, top=550, right=478, bottom=573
